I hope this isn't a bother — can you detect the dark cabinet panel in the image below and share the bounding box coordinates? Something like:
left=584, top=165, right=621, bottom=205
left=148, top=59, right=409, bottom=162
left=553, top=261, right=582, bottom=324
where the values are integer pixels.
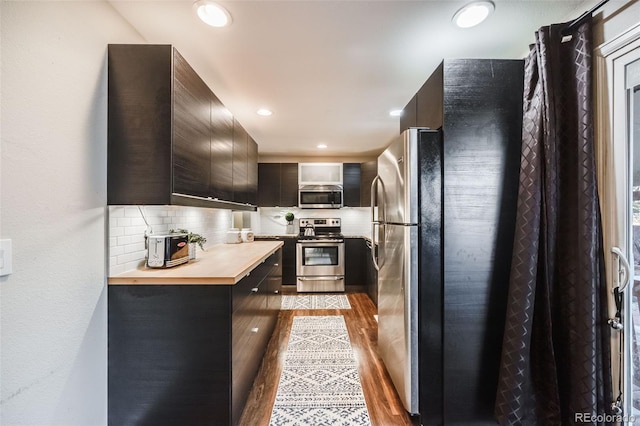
left=416, top=63, right=444, bottom=130
left=364, top=239, right=378, bottom=306
left=108, top=285, right=233, bottom=426
left=108, top=44, right=173, bottom=205
left=247, top=138, right=258, bottom=205
left=258, top=163, right=280, bottom=207
left=108, top=249, right=282, bottom=426
left=257, top=163, right=299, bottom=207
left=345, top=238, right=365, bottom=286
left=343, top=163, right=361, bottom=207
left=172, top=49, right=211, bottom=198
left=233, top=119, right=249, bottom=204
left=413, top=59, right=524, bottom=425
left=360, top=160, right=377, bottom=207
left=282, top=237, right=296, bottom=285
left=400, top=94, right=417, bottom=133
left=210, top=93, right=234, bottom=201
left=280, top=163, right=299, bottom=207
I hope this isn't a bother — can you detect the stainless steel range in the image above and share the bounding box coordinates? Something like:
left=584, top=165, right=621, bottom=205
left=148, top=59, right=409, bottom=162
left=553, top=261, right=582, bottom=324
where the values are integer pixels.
left=296, top=218, right=345, bottom=292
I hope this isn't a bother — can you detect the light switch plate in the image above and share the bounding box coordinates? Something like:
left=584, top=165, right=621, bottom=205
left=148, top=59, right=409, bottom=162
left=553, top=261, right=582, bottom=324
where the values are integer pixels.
left=0, top=239, right=12, bottom=276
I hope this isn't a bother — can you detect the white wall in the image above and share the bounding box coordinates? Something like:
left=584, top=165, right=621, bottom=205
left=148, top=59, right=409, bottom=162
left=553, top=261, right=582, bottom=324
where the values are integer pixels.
left=0, top=2, right=144, bottom=425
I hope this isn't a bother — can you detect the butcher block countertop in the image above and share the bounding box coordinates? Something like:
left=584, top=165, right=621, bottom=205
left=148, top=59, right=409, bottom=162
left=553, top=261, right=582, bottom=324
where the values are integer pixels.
left=108, top=240, right=283, bottom=285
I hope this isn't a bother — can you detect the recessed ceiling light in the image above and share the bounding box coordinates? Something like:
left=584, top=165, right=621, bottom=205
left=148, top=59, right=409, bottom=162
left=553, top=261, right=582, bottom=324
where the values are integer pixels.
left=317, top=144, right=328, bottom=149
left=452, top=1, right=494, bottom=28
left=389, top=109, right=403, bottom=117
left=256, top=108, right=273, bottom=116
left=194, top=0, right=232, bottom=28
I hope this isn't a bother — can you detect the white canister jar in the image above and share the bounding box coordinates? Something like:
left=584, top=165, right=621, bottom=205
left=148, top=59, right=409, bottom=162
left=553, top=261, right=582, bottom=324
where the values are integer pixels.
left=225, top=228, right=242, bottom=244
left=241, top=228, right=254, bottom=243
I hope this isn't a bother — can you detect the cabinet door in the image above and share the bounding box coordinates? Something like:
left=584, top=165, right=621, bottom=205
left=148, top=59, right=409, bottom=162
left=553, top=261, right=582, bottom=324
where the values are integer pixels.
left=108, top=44, right=173, bottom=205
left=232, top=119, right=249, bottom=203
left=343, top=163, right=361, bottom=207
left=210, top=93, right=234, bottom=201
left=172, top=49, right=211, bottom=198
left=282, top=238, right=297, bottom=285
left=258, top=163, right=280, bottom=207
left=400, top=94, right=417, bottom=133
left=345, top=238, right=365, bottom=286
left=280, top=163, right=299, bottom=207
left=360, top=160, right=377, bottom=207
left=365, top=239, right=378, bottom=306
left=247, top=137, right=258, bottom=205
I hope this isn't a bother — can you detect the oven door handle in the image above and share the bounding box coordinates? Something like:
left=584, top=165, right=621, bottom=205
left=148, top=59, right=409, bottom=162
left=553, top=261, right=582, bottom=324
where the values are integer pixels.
left=298, top=239, right=344, bottom=243
left=297, top=276, right=344, bottom=281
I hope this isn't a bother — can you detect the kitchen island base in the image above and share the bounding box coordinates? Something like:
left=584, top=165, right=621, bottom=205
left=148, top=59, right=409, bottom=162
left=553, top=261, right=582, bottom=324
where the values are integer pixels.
left=108, top=249, right=282, bottom=426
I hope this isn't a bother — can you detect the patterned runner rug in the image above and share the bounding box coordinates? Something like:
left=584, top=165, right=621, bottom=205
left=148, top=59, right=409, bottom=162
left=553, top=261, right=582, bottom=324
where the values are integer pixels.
left=269, top=315, right=371, bottom=426
left=280, top=294, right=351, bottom=310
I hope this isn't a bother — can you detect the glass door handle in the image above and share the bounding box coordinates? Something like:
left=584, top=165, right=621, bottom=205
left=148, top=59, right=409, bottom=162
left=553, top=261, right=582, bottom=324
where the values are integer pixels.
left=611, top=247, right=631, bottom=292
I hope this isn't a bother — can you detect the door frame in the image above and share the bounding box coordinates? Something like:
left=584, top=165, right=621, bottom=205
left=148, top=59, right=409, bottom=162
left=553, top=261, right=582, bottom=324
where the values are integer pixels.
left=595, top=21, right=640, bottom=420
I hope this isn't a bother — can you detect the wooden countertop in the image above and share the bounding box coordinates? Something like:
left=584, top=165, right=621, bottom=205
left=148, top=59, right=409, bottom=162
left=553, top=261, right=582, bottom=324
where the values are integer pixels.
left=108, top=240, right=284, bottom=285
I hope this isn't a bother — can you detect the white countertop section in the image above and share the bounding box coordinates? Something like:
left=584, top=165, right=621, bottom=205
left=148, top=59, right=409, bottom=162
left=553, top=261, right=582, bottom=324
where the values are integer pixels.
left=108, top=240, right=284, bottom=285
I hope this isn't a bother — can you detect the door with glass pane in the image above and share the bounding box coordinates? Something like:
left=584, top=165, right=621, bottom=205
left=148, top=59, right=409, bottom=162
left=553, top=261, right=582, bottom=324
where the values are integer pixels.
left=609, top=44, right=640, bottom=421
left=629, top=57, right=640, bottom=421
left=623, top=59, right=640, bottom=420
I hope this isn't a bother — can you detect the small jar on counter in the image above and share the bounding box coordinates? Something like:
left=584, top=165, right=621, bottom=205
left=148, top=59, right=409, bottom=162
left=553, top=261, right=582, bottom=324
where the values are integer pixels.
left=241, top=228, right=254, bottom=243
left=225, top=228, right=242, bottom=244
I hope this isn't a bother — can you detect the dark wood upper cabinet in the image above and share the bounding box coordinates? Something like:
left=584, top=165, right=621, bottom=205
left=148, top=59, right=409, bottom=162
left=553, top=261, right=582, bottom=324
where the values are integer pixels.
left=400, top=62, right=444, bottom=133
left=247, top=137, right=258, bottom=205
left=257, top=163, right=280, bottom=207
left=108, top=44, right=173, bottom=205
left=343, top=163, right=361, bottom=207
left=232, top=119, right=249, bottom=204
left=210, top=93, right=234, bottom=201
left=173, top=50, right=212, bottom=198
left=400, top=94, right=418, bottom=133
left=280, top=163, right=299, bottom=207
left=107, top=44, right=257, bottom=210
left=257, top=163, right=298, bottom=207
left=360, top=160, right=377, bottom=207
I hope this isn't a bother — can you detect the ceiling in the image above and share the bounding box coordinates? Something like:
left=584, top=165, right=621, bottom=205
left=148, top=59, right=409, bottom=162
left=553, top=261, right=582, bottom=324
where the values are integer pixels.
left=108, top=0, right=596, bottom=158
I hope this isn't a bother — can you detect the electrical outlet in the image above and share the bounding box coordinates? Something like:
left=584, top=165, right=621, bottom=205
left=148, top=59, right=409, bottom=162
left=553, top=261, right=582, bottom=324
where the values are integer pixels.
left=0, top=239, right=12, bottom=276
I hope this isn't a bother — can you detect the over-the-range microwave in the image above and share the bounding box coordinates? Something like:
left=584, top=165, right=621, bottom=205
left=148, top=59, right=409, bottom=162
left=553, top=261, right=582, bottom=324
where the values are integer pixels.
left=298, top=185, right=343, bottom=209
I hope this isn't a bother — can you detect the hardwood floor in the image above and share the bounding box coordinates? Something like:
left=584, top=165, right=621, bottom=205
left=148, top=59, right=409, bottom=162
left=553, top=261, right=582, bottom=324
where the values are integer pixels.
left=239, top=290, right=417, bottom=426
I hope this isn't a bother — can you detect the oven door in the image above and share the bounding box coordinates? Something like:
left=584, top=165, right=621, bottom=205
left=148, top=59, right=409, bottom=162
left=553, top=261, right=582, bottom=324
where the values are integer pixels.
left=296, top=240, right=345, bottom=277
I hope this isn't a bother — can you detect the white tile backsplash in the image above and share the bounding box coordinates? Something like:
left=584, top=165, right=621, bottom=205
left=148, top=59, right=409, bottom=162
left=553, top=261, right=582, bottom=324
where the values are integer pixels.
left=108, top=205, right=234, bottom=276
left=257, top=207, right=371, bottom=237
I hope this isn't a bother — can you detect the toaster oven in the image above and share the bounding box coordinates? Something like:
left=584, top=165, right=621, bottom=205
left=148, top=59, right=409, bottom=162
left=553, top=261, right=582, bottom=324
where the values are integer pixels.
left=147, top=234, right=189, bottom=268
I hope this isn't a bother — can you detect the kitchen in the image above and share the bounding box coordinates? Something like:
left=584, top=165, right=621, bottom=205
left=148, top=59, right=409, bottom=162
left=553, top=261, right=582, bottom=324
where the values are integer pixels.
left=1, top=1, right=639, bottom=426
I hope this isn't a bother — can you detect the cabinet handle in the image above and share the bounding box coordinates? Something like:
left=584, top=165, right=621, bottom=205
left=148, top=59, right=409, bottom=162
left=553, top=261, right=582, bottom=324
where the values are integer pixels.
left=251, top=287, right=259, bottom=293
left=274, top=263, right=279, bottom=266
left=251, top=327, right=259, bottom=333
left=274, top=290, right=279, bottom=294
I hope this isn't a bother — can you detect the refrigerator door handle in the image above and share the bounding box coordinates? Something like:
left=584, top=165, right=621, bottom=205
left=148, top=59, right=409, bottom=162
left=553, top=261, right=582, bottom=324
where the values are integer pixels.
left=370, top=175, right=386, bottom=271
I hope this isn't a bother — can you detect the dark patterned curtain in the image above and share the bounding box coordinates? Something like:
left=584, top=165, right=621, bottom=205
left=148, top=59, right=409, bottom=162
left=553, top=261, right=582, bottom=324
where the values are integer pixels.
left=494, top=17, right=613, bottom=425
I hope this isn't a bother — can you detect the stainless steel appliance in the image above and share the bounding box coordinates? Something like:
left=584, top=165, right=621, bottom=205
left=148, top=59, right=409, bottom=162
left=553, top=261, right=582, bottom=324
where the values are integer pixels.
left=147, top=233, right=189, bottom=268
left=370, top=128, right=421, bottom=415
left=296, top=218, right=345, bottom=292
left=298, top=185, right=343, bottom=209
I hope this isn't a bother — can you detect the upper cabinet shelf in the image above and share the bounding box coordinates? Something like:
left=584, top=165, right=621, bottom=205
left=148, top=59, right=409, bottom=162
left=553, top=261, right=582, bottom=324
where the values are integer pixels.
left=107, top=44, right=257, bottom=210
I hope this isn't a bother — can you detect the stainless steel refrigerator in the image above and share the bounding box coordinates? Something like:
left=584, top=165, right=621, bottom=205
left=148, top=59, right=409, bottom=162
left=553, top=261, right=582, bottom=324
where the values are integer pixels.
left=370, top=127, right=427, bottom=415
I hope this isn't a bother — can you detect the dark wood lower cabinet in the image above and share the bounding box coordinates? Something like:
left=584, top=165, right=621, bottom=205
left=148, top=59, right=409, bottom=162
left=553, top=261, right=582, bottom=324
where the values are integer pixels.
left=108, top=250, right=282, bottom=426
left=255, top=237, right=296, bottom=285
left=345, top=238, right=365, bottom=286
left=364, top=239, right=378, bottom=307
